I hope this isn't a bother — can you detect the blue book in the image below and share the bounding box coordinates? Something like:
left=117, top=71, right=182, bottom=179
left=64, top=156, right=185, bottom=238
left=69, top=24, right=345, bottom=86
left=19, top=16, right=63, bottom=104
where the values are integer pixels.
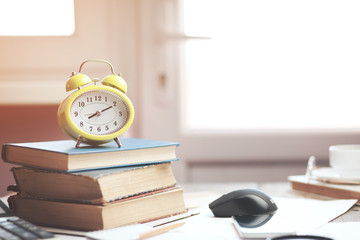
left=2, top=138, right=179, bottom=172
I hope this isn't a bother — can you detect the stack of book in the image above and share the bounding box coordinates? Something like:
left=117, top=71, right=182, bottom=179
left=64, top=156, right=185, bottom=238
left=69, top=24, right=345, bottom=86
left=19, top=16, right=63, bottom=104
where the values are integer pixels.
left=288, top=175, right=360, bottom=203
left=1, top=138, right=187, bottom=231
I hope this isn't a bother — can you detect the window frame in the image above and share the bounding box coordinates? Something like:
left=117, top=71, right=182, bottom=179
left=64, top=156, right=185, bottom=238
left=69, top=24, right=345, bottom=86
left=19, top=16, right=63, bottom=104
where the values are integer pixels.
left=0, top=0, right=138, bottom=106
left=139, top=0, right=360, bottom=182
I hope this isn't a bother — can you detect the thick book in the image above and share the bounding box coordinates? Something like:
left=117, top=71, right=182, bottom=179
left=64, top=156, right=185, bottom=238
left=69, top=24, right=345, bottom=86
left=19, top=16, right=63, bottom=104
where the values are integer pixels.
left=11, top=163, right=176, bottom=204
left=288, top=175, right=360, bottom=203
left=2, top=138, right=179, bottom=172
left=8, top=186, right=187, bottom=231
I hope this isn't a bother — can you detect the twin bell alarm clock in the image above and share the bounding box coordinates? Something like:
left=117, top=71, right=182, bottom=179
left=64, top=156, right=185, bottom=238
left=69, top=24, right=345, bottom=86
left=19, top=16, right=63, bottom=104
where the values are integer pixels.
left=57, top=59, right=135, bottom=148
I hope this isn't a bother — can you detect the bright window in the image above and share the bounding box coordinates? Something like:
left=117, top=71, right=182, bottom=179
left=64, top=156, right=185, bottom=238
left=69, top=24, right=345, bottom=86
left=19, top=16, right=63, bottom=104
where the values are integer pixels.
left=0, top=0, right=74, bottom=36
left=183, top=0, right=360, bottom=132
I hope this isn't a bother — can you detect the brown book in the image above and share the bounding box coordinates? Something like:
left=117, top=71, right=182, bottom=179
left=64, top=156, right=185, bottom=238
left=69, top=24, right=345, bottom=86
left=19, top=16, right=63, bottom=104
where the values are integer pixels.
left=2, top=139, right=178, bottom=171
left=288, top=175, right=360, bottom=203
left=11, top=163, right=176, bottom=204
left=8, top=186, right=187, bottom=231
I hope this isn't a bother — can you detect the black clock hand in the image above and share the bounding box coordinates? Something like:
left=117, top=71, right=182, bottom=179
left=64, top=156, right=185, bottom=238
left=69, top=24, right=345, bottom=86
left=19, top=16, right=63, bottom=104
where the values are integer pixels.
left=101, top=106, right=112, bottom=112
left=88, top=111, right=101, bottom=119
left=88, top=106, right=112, bottom=119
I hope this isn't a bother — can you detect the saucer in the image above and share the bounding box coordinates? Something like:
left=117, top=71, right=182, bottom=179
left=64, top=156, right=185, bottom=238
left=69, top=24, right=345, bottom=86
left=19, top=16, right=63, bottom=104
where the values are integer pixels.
left=312, top=167, right=360, bottom=184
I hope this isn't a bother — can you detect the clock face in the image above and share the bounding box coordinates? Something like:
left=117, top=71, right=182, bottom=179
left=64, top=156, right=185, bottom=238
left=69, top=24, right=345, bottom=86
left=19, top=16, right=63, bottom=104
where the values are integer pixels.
left=69, top=89, right=130, bottom=136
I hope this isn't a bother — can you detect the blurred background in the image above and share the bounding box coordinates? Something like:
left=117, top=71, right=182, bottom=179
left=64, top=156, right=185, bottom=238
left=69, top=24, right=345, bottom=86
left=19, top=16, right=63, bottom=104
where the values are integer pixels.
left=1, top=0, right=360, bottom=196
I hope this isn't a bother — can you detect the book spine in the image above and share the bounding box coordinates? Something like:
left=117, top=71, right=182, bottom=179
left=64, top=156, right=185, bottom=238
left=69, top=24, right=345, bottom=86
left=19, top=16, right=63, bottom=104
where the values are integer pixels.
left=290, top=181, right=360, bottom=203
left=1, top=144, right=8, bottom=163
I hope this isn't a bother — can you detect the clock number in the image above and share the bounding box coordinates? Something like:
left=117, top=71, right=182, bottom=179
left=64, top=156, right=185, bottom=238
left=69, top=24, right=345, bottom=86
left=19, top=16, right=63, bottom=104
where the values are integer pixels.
left=80, top=121, right=84, bottom=127
left=97, top=126, right=101, bottom=132
left=105, top=97, right=108, bottom=102
left=119, top=111, right=123, bottom=117
left=87, top=97, right=92, bottom=103
left=113, top=101, right=117, bottom=107
left=78, top=102, right=85, bottom=107
left=105, top=125, right=109, bottom=131
left=74, top=111, right=79, bottom=117
left=89, top=126, right=93, bottom=132
left=114, top=121, right=117, bottom=126
left=95, top=96, right=102, bottom=101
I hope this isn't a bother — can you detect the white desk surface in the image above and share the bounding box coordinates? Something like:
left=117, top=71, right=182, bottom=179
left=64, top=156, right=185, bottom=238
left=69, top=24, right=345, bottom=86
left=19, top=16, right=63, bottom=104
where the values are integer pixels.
left=2, top=182, right=360, bottom=239
left=182, top=182, right=360, bottom=222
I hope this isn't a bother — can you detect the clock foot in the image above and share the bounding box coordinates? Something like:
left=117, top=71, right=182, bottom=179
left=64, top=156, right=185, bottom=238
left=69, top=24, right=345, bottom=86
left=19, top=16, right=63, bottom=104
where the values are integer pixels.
left=114, top=137, right=122, bottom=148
left=75, top=136, right=83, bottom=148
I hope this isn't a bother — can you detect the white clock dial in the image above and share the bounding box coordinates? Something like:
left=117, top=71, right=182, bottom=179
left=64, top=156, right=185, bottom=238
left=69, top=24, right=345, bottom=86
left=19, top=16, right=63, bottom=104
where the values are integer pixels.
left=70, top=90, right=130, bottom=136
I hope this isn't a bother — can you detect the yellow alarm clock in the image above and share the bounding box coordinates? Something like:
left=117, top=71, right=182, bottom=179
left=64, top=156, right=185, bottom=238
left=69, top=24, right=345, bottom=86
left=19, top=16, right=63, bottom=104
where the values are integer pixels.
left=57, top=59, right=134, bottom=148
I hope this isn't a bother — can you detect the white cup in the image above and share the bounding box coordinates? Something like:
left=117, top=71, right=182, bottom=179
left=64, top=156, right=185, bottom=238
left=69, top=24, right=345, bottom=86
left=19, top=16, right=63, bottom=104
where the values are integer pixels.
left=329, top=145, right=360, bottom=176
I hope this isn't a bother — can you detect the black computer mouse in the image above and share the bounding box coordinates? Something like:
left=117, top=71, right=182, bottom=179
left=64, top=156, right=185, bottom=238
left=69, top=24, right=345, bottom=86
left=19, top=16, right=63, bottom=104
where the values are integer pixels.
left=209, top=189, right=278, bottom=217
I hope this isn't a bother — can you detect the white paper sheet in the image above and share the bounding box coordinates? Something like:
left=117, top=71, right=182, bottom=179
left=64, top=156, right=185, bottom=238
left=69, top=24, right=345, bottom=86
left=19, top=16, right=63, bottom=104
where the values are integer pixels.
left=274, top=198, right=357, bottom=235
left=161, top=197, right=357, bottom=239
left=311, top=222, right=360, bottom=240
left=85, top=197, right=357, bottom=240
